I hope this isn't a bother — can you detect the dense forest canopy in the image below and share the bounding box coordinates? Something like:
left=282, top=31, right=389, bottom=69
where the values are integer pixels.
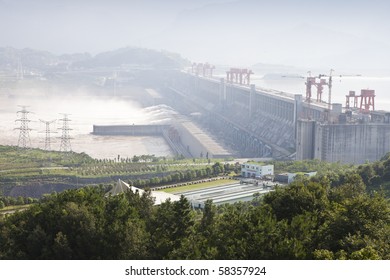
left=1, top=156, right=389, bottom=259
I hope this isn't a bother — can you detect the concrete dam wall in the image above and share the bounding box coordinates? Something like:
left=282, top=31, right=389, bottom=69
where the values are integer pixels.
left=297, top=120, right=390, bottom=164
left=92, top=125, right=169, bottom=136
left=92, top=122, right=234, bottom=159
left=168, top=71, right=328, bottom=159
left=169, top=71, right=390, bottom=163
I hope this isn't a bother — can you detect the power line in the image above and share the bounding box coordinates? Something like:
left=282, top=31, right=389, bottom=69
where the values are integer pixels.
left=39, top=119, right=57, bottom=151
left=58, top=114, right=72, bottom=152
left=15, top=105, right=32, bottom=149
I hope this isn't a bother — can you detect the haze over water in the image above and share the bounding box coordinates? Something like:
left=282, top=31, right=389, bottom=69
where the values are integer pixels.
left=0, top=93, right=175, bottom=159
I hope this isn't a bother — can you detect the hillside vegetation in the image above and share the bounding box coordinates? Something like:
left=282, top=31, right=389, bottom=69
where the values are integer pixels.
left=0, top=155, right=389, bottom=259
left=0, top=171, right=389, bottom=259
left=0, top=145, right=234, bottom=198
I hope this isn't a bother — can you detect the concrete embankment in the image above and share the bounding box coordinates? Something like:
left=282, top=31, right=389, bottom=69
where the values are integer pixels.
left=92, top=124, right=169, bottom=135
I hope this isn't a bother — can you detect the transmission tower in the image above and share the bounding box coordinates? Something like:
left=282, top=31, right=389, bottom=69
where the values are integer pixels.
left=15, top=106, right=32, bottom=149
left=39, top=119, right=56, bottom=151
left=58, top=114, right=72, bottom=152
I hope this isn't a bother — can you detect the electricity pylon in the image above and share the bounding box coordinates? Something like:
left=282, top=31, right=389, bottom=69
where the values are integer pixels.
left=39, top=119, right=56, bottom=151
left=58, top=114, right=72, bottom=152
left=15, top=106, right=32, bottom=149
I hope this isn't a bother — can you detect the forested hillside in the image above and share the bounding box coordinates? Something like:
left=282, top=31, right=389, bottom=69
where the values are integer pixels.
left=0, top=162, right=389, bottom=260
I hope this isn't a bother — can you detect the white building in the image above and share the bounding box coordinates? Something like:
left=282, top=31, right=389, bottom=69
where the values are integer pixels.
left=275, top=171, right=318, bottom=184
left=241, top=163, right=274, bottom=178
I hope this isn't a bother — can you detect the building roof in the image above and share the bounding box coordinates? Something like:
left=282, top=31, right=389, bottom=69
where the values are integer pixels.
left=152, top=191, right=181, bottom=205
left=106, top=179, right=140, bottom=196
left=243, top=162, right=273, bottom=167
left=106, top=179, right=180, bottom=205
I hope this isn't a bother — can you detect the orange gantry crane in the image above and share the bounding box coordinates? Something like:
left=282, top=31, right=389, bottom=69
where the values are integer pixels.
left=226, top=68, right=254, bottom=85
left=346, top=89, right=375, bottom=113
left=191, top=62, right=215, bottom=77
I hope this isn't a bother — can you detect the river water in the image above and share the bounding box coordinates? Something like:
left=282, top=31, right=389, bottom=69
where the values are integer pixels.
left=0, top=92, right=176, bottom=159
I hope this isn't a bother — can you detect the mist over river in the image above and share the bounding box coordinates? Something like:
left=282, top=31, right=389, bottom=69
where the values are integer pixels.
left=0, top=93, right=175, bottom=159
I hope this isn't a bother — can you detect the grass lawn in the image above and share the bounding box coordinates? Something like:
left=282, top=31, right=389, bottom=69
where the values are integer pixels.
left=162, top=179, right=237, bottom=194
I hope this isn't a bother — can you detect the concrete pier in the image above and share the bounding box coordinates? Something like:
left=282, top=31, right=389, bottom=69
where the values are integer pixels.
left=93, top=124, right=169, bottom=136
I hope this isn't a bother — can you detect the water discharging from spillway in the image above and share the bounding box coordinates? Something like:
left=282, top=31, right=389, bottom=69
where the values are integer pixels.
left=0, top=94, right=177, bottom=159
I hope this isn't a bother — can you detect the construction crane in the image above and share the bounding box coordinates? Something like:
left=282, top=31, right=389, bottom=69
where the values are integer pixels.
left=191, top=62, right=203, bottom=76
left=345, top=89, right=375, bottom=113
left=280, top=72, right=315, bottom=119
left=305, top=78, right=313, bottom=102
left=318, top=69, right=334, bottom=111
left=278, top=73, right=308, bottom=116
left=286, top=70, right=361, bottom=120
left=202, top=63, right=215, bottom=77
left=345, top=91, right=358, bottom=109
left=305, top=70, right=335, bottom=120
left=319, top=70, right=363, bottom=111
left=359, top=89, right=375, bottom=113
left=226, top=68, right=254, bottom=85
left=191, top=62, right=215, bottom=77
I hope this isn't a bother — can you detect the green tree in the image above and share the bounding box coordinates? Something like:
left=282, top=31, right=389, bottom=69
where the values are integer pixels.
left=200, top=200, right=216, bottom=234
left=358, top=164, right=376, bottom=186
left=318, top=191, right=390, bottom=258
left=103, top=194, right=149, bottom=259
left=150, top=196, right=194, bottom=259
left=212, top=162, right=224, bottom=175
left=52, top=232, right=73, bottom=259
left=263, top=180, right=329, bottom=222
left=211, top=202, right=251, bottom=259
left=149, top=199, right=175, bottom=258
left=171, top=196, right=194, bottom=244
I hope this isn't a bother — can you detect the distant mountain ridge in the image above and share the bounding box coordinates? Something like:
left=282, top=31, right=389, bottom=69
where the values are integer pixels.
left=0, top=47, right=190, bottom=72
left=73, top=48, right=189, bottom=69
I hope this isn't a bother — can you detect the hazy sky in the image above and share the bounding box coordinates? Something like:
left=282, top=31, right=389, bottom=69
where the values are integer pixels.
left=1, top=0, right=389, bottom=69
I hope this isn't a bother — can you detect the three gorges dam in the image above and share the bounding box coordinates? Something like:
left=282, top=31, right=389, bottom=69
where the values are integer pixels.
left=96, top=65, right=390, bottom=164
